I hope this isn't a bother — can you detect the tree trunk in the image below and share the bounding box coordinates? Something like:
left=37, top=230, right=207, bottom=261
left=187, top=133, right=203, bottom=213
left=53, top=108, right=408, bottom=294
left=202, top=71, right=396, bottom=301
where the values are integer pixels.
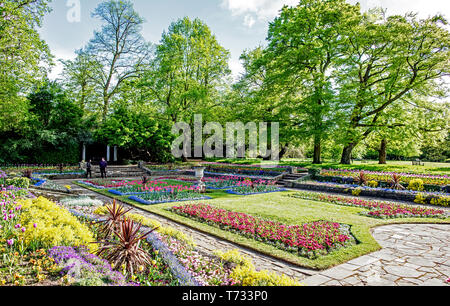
left=313, top=136, right=321, bottom=164
left=379, top=138, right=387, bottom=164
left=340, top=143, right=355, bottom=164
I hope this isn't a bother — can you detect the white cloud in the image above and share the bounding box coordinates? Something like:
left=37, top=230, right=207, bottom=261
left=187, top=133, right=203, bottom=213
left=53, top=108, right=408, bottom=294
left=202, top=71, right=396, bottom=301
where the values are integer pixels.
left=223, top=0, right=450, bottom=28
left=229, top=57, right=245, bottom=81
left=221, top=0, right=298, bottom=27
left=243, top=15, right=256, bottom=28
left=348, top=0, right=449, bottom=19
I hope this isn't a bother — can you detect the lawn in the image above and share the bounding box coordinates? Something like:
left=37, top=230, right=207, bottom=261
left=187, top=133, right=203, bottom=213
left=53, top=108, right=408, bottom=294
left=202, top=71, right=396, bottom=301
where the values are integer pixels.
left=74, top=181, right=450, bottom=270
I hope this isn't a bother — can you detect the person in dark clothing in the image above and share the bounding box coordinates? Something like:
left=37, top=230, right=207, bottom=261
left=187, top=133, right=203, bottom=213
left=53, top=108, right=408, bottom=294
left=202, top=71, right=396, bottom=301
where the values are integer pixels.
left=99, top=158, right=108, bottom=179
left=86, top=160, right=92, bottom=178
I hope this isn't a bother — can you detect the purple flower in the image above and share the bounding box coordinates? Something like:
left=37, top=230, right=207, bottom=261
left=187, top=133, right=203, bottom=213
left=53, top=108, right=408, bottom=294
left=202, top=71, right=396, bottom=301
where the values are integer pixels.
left=7, top=239, right=14, bottom=246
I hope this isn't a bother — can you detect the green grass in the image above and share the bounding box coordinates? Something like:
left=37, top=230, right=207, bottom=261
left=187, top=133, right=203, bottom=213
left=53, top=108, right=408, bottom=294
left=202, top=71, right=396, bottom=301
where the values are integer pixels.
left=206, top=158, right=450, bottom=175
left=74, top=181, right=450, bottom=271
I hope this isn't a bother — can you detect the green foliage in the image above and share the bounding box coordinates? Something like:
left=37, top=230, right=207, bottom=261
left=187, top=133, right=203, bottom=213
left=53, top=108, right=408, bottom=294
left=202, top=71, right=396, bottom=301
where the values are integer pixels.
left=141, top=16, right=231, bottom=124
left=96, top=106, right=175, bottom=163
left=0, top=82, right=84, bottom=164
left=4, top=177, right=30, bottom=189
left=408, top=179, right=425, bottom=192
left=0, top=0, right=52, bottom=132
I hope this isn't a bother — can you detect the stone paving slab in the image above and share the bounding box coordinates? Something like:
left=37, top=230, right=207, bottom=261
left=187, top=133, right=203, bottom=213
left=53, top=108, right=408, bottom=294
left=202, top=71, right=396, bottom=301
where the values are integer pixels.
left=303, top=224, right=450, bottom=286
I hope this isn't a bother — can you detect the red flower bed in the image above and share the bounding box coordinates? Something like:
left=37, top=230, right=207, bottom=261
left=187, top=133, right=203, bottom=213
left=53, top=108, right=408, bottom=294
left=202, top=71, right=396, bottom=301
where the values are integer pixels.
left=171, top=204, right=354, bottom=259
left=291, top=191, right=446, bottom=219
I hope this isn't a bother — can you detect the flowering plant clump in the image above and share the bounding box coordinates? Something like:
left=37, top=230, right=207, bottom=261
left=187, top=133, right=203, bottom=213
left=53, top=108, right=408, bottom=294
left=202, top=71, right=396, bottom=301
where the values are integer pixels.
left=161, top=233, right=237, bottom=286
left=48, top=246, right=130, bottom=286
left=171, top=204, right=354, bottom=259
left=17, top=197, right=97, bottom=251
left=202, top=162, right=289, bottom=176
left=290, top=191, right=447, bottom=219
left=0, top=170, right=7, bottom=185
left=58, top=197, right=104, bottom=215
left=214, top=249, right=302, bottom=286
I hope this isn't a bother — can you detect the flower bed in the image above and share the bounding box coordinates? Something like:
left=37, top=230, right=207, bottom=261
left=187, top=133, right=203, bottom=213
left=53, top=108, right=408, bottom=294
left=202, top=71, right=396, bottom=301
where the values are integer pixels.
left=91, top=205, right=301, bottom=286
left=129, top=190, right=212, bottom=205
left=320, top=169, right=450, bottom=187
left=48, top=246, right=130, bottom=286
left=58, top=197, right=104, bottom=215
left=32, top=179, right=72, bottom=193
left=291, top=180, right=449, bottom=207
left=290, top=191, right=447, bottom=219
left=171, top=204, right=355, bottom=259
left=203, top=176, right=245, bottom=190
left=226, top=179, right=287, bottom=195
left=1, top=187, right=301, bottom=286
left=81, top=179, right=141, bottom=189
left=202, top=162, right=290, bottom=176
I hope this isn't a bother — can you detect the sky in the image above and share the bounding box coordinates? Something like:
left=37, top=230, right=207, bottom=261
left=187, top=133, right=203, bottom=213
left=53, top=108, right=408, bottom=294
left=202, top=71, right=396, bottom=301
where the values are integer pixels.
left=39, top=0, right=450, bottom=80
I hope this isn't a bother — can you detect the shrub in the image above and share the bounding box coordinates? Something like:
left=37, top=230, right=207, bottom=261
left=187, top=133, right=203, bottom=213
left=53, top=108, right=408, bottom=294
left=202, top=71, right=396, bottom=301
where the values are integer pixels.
left=414, top=193, right=427, bottom=205
left=4, top=177, right=30, bottom=189
left=308, top=167, right=321, bottom=178
left=390, top=174, right=405, bottom=190
left=429, top=196, right=449, bottom=207
left=214, top=249, right=302, bottom=286
left=18, top=197, right=96, bottom=251
left=96, top=200, right=132, bottom=240
left=367, top=180, right=378, bottom=188
left=408, top=179, right=425, bottom=191
left=96, top=218, right=157, bottom=276
left=94, top=206, right=196, bottom=247
left=352, top=188, right=362, bottom=196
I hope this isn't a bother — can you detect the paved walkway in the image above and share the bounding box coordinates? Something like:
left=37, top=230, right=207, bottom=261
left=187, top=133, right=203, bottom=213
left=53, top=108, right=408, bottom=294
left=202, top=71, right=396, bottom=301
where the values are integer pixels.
left=42, top=179, right=450, bottom=286
left=303, top=224, right=450, bottom=286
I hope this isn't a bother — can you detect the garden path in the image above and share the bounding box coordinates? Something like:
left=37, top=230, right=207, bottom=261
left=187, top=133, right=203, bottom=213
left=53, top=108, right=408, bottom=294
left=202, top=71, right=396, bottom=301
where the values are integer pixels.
left=302, top=223, right=450, bottom=286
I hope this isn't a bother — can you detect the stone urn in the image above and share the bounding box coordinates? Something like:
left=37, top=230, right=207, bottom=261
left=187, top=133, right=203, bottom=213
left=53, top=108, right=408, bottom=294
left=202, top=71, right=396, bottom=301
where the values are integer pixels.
left=194, top=166, right=206, bottom=193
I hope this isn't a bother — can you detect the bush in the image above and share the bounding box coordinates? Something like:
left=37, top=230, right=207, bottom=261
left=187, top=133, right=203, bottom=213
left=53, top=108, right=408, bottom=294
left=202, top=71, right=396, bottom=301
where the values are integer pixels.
left=214, top=250, right=302, bottom=286
left=18, top=197, right=96, bottom=251
left=307, top=167, right=321, bottom=178
left=367, top=180, right=378, bottom=188
left=4, top=177, right=30, bottom=189
left=408, top=179, right=425, bottom=191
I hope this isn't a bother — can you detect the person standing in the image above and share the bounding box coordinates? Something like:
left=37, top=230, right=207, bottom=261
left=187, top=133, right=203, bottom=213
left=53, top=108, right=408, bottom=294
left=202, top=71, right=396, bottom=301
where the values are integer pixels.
left=86, top=160, right=92, bottom=178
left=99, top=158, right=108, bottom=179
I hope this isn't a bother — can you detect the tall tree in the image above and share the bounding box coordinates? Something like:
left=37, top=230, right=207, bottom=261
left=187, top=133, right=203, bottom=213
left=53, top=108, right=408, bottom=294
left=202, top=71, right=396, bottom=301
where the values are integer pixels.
left=336, top=11, right=450, bottom=164
left=0, top=0, right=52, bottom=132
left=60, top=50, right=101, bottom=113
left=141, top=17, right=231, bottom=124
left=85, top=0, right=152, bottom=121
left=255, top=0, right=362, bottom=164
